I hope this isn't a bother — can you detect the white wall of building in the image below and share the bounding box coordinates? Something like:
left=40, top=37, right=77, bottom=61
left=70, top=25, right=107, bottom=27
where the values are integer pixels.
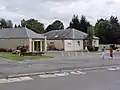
left=64, top=40, right=83, bottom=51
left=47, top=40, right=64, bottom=50
left=92, top=39, right=99, bottom=47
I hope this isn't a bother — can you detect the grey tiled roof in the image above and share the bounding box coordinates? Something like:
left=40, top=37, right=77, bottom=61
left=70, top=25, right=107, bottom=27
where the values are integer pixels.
left=44, top=28, right=88, bottom=40
left=0, top=27, right=45, bottom=39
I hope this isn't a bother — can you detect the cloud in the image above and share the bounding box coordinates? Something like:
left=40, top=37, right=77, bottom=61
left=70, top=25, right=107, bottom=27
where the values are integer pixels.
left=0, top=0, right=120, bottom=28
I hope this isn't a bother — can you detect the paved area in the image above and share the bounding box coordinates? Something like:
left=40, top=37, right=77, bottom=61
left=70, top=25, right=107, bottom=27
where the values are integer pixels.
left=0, top=52, right=120, bottom=78
left=0, top=66, right=120, bottom=90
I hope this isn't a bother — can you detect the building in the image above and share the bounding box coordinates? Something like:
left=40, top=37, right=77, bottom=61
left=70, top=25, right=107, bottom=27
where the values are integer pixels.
left=44, top=28, right=99, bottom=51
left=0, top=27, right=47, bottom=52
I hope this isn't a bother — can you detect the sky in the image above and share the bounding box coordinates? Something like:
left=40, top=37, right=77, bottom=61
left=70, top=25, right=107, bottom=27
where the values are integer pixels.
left=0, top=0, right=120, bottom=28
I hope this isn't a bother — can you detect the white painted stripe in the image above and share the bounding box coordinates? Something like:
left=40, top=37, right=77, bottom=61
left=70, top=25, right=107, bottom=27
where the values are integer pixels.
left=39, top=74, right=57, bottom=78
left=19, top=77, right=34, bottom=81
left=0, top=78, right=9, bottom=83
left=6, top=78, right=22, bottom=83
left=71, top=70, right=86, bottom=74
left=0, top=76, right=33, bottom=84
left=55, top=72, right=69, bottom=77
left=116, top=67, right=120, bottom=70
left=108, top=68, right=117, bottom=71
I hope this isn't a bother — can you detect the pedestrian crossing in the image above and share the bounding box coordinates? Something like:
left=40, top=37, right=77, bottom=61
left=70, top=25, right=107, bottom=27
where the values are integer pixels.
left=0, top=66, right=120, bottom=84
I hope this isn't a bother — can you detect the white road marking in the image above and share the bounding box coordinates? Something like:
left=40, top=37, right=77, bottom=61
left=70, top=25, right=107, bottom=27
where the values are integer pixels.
left=55, top=72, right=69, bottom=77
left=116, top=67, right=120, bottom=70
left=70, top=71, right=86, bottom=75
left=0, top=76, right=33, bottom=84
left=19, top=76, right=33, bottom=81
left=39, top=74, right=57, bottom=78
left=0, top=78, right=10, bottom=83
left=6, top=78, right=22, bottom=83
left=108, top=68, right=117, bottom=71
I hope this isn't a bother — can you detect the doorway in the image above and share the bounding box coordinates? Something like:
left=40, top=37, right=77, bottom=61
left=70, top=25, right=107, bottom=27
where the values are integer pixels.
left=34, top=41, right=41, bottom=52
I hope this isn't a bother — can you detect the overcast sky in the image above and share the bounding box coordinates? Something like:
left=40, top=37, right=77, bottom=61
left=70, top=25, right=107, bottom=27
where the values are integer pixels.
left=0, top=0, right=120, bottom=28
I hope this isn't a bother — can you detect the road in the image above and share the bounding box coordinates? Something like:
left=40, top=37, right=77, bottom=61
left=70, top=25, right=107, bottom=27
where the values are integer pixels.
left=0, top=66, right=120, bottom=90
left=0, top=52, right=120, bottom=78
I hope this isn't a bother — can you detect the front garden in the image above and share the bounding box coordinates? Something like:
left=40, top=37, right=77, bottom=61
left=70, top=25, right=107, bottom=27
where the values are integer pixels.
left=0, top=46, right=54, bottom=61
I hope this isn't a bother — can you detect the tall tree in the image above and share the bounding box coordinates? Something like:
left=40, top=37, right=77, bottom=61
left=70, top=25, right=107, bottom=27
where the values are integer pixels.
left=94, top=18, right=111, bottom=43
left=109, top=15, right=120, bottom=31
left=21, top=19, right=44, bottom=33
left=67, top=15, right=80, bottom=30
left=7, top=20, right=13, bottom=28
left=45, top=20, right=64, bottom=32
left=79, top=15, right=90, bottom=33
left=67, top=15, right=90, bottom=33
left=14, top=24, right=17, bottom=28
left=87, top=26, right=95, bottom=47
left=21, top=19, right=26, bottom=27
left=107, top=16, right=120, bottom=44
left=0, top=18, right=7, bottom=28
left=18, top=24, right=21, bottom=28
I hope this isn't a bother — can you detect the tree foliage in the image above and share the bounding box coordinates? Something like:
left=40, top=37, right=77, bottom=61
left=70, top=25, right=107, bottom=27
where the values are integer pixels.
left=21, top=19, right=44, bottom=33
left=0, top=19, right=7, bottom=28
left=18, top=24, right=21, bottom=28
left=0, top=19, right=13, bottom=28
left=94, top=19, right=110, bottom=43
left=79, top=15, right=91, bottom=33
left=7, top=20, right=13, bottom=28
left=14, top=24, right=17, bottom=28
left=45, top=20, right=64, bottom=32
left=94, top=16, right=120, bottom=44
left=87, top=26, right=95, bottom=47
left=68, top=15, right=90, bottom=33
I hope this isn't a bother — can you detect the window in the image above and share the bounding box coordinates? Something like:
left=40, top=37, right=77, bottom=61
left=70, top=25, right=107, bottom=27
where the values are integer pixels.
left=77, top=41, right=80, bottom=46
left=94, top=41, right=96, bottom=46
left=50, top=42, right=54, bottom=44
left=68, top=42, right=71, bottom=47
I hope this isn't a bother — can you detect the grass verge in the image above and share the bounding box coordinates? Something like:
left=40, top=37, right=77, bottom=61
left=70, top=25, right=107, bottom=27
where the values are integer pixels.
left=0, top=52, right=54, bottom=61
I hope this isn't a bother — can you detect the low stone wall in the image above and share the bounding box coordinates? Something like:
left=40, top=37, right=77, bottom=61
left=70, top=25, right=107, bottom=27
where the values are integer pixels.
left=45, top=51, right=90, bottom=57
left=99, top=44, right=120, bottom=49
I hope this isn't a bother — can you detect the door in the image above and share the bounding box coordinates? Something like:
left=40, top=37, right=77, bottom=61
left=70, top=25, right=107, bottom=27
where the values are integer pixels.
left=34, top=41, right=41, bottom=52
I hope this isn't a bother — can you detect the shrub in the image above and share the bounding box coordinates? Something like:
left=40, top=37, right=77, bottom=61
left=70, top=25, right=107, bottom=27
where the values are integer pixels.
left=48, top=45, right=56, bottom=50
left=6, top=49, right=13, bottom=52
left=0, top=48, right=7, bottom=52
left=111, top=44, right=118, bottom=50
left=87, top=46, right=99, bottom=51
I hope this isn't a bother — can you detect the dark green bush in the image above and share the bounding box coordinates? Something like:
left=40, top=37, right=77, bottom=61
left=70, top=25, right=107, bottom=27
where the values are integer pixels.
left=48, top=45, right=56, bottom=50
left=111, top=44, right=118, bottom=50
left=87, top=46, right=99, bottom=51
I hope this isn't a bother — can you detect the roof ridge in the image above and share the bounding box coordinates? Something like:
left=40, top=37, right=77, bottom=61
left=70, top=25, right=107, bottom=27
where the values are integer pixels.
left=25, top=27, right=31, bottom=38
left=72, top=28, right=75, bottom=39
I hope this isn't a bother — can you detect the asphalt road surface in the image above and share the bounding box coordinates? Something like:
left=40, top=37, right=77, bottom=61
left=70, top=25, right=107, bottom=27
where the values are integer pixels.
left=0, top=66, right=120, bottom=90
left=0, top=52, right=120, bottom=78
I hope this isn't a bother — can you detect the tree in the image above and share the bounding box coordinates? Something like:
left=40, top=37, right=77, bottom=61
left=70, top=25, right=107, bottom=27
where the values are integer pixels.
left=79, top=15, right=90, bottom=33
left=94, top=16, right=120, bottom=44
left=87, top=26, right=95, bottom=47
left=18, top=24, right=21, bottom=28
left=106, top=16, right=120, bottom=44
left=67, top=15, right=80, bottom=30
left=21, top=19, right=26, bottom=27
left=94, top=18, right=111, bottom=43
left=0, top=18, right=7, bottom=28
left=109, top=15, right=120, bottom=31
left=45, top=20, right=64, bottom=32
left=21, top=19, right=44, bottom=33
left=7, top=20, right=13, bottom=28
left=14, top=24, right=17, bottom=28
left=67, top=15, right=90, bottom=33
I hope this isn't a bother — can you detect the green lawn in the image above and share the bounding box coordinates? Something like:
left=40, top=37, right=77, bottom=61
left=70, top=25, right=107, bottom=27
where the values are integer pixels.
left=0, top=52, right=54, bottom=61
